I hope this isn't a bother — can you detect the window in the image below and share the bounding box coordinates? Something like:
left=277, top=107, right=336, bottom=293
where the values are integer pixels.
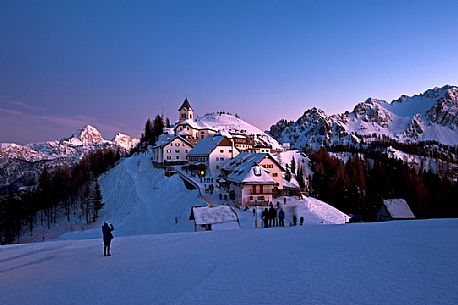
left=166, top=156, right=171, bottom=160
left=175, top=150, right=180, bottom=153
left=273, top=173, right=278, bottom=177
left=166, top=149, right=171, bottom=153
left=220, top=150, right=224, bottom=153
left=176, top=143, right=180, bottom=146
left=201, top=131, right=204, bottom=134
left=229, top=150, right=233, bottom=153
left=201, top=135, right=204, bottom=139
left=216, top=157, right=219, bottom=161
left=249, top=196, right=253, bottom=201
left=220, top=157, right=224, bottom=161
left=216, top=165, right=219, bottom=169
left=176, top=156, right=179, bottom=160
left=186, top=150, right=188, bottom=153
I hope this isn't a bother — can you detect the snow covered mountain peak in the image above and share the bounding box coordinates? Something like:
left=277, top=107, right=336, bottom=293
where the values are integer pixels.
left=112, top=133, right=140, bottom=150
left=63, top=125, right=105, bottom=146
left=270, top=84, right=458, bottom=149
left=1, top=125, right=139, bottom=189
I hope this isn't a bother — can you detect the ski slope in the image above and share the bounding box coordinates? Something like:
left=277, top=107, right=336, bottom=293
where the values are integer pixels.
left=1, top=219, right=457, bottom=305
left=62, top=152, right=205, bottom=239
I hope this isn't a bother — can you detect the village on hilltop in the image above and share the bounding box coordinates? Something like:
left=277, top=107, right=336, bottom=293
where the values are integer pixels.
left=151, top=98, right=310, bottom=208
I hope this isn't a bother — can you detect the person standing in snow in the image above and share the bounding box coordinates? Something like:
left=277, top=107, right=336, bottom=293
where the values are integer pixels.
left=102, top=222, right=115, bottom=256
left=268, top=205, right=276, bottom=227
left=300, top=216, right=304, bottom=225
left=261, top=208, right=269, bottom=228
left=278, top=208, right=285, bottom=227
left=292, top=215, right=297, bottom=226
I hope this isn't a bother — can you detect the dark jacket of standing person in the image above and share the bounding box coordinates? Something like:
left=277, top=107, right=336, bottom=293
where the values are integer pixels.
left=261, top=208, right=269, bottom=228
left=292, top=215, right=297, bottom=226
left=268, top=206, right=276, bottom=227
left=102, top=222, right=114, bottom=256
left=278, top=209, right=285, bottom=227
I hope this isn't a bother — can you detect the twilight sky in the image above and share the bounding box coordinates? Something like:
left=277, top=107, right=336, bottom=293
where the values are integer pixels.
left=1, top=0, right=458, bottom=144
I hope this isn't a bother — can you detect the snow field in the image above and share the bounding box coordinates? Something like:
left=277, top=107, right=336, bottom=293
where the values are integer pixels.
left=1, top=219, right=457, bottom=305
left=61, top=152, right=205, bottom=239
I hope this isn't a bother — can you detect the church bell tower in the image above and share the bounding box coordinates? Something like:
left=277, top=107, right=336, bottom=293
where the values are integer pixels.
left=178, top=98, right=193, bottom=122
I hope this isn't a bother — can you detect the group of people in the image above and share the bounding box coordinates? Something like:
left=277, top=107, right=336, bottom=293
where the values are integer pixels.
left=257, top=205, right=305, bottom=228
left=259, top=205, right=286, bottom=228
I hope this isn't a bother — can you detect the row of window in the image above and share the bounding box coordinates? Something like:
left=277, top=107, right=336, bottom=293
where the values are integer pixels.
left=166, top=156, right=181, bottom=160
left=188, top=156, right=209, bottom=162
left=215, top=157, right=225, bottom=161
left=166, top=149, right=189, bottom=153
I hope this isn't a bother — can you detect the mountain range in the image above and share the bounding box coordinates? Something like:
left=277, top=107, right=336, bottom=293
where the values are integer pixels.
left=0, top=125, right=139, bottom=190
left=269, top=85, right=458, bottom=150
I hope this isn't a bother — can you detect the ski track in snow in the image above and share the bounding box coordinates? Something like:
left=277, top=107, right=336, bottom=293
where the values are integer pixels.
left=1, top=219, right=458, bottom=305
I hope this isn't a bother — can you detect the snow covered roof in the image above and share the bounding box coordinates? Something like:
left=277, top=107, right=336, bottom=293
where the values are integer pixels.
left=152, top=135, right=192, bottom=149
left=223, top=152, right=284, bottom=172
left=282, top=177, right=300, bottom=189
left=174, top=120, right=218, bottom=132
left=383, top=199, right=415, bottom=219
left=227, top=165, right=276, bottom=185
left=189, top=206, right=239, bottom=225
left=187, top=136, right=232, bottom=156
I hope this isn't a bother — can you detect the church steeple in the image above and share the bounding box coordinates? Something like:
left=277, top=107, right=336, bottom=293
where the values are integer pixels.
left=178, top=97, right=194, bottom=121
left=178, top=98, right=192, bottom=111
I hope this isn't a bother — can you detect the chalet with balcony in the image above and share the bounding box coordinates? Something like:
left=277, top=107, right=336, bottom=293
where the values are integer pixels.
left=226, top=165, right=276, bottom=207
left=223, top=152, right=285, bottom=190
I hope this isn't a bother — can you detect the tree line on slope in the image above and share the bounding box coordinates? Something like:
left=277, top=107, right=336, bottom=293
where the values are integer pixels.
left=330, top=140, right=458, bottom=164
left=0, top=148, right=121, bottom=244
left=308, top=148, right=458, bottom=221
left=130, top=115, right=170, bottom=154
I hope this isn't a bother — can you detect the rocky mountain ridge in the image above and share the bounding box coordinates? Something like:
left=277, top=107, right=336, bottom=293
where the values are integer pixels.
left=0, top=125, right=139, bottom=189
left=270, top=85, right=458, bottom=150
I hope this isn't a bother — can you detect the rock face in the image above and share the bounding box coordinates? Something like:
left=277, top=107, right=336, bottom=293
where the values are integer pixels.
left=63, top=125, right=105, bottom=146
left=270, top=85, right=458, bottom=150
left=0, top=126, right=139, bottom=190
left=112, top=133, right=141, bottom=150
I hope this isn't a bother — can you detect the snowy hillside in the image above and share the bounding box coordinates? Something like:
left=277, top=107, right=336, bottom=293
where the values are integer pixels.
left=271, top=85, right=458, bottom=149
left=62, top=152, right=205, bottom=239
left=0, top=125, right=139, bottom=189
left=194, top=112, right=282, bottom=149
left=2, top=219, right=457, bottom=305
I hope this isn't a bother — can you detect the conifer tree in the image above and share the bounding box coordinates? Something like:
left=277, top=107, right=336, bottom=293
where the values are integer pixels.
left=297, top=165, right=306, bottom=189
left=290, top=157, right=296, bottom=176
left=152, top=115, right=165, bottom=142
left=285, top=164, right=292, bottom=182
left=144, top=118, right=154, bottom=144
left=92, top=181, right=104, bottom=222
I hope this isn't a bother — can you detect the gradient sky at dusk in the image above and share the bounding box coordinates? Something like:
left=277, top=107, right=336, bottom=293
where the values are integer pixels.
left=1, top=0, right=458, bottom=144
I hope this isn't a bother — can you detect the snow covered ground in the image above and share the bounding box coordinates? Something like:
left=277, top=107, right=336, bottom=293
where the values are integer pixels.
left=1, top=219, right=457, bottom=305
left=61, top=152, right=205, bottom=239
left=237, top=196, right=349, bottom=229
